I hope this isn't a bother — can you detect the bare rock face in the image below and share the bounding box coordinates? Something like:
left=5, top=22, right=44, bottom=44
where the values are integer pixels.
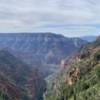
left=66, top=67, right=80, bottom=86
left=0, top=50, right=46, bottom=100
left=0, top=33, right=86, bottom=65
left=0, top=33, right=87, bottom=99
left=0, top=73, right=21, bottom=100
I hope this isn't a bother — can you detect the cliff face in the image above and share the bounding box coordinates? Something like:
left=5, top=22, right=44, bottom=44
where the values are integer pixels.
left=0, top=33, right=86, bottom=65
left=0, top=74, right=21, bottom=100
left=0, top=33, right=89, bottom=100
left=0, top=50, right=46, bottom=100
left=63, top=36, right=100, bottom=86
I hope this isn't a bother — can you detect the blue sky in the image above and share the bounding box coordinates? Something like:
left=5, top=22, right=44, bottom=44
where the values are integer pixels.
left=0, top=0, right=100, bottom=37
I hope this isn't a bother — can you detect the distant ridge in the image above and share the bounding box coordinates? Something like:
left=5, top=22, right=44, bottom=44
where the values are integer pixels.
left=80, top=35, right=97, bottom=42
left=0, top=33, right=87, bottom=76
left=0, top=33, right=86, bottom=64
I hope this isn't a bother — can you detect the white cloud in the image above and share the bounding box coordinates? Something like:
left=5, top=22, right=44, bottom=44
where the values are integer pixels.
left=0, top=0, right=100, bottom=36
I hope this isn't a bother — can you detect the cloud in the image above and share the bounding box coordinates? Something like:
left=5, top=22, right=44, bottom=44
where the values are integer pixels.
left=0, top=0, right=100, bottom=36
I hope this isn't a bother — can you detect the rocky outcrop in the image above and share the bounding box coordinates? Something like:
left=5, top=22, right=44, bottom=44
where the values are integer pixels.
left=66, top=67, right=80, bottom=86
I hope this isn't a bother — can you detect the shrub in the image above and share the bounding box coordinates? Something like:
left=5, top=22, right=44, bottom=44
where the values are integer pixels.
left=94, top=51, right=100, bottom=61
left=95, top=65, right=100, bottom=80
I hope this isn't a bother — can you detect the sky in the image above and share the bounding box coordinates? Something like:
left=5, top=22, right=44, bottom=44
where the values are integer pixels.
left=0, top=0, right=100, bottom=37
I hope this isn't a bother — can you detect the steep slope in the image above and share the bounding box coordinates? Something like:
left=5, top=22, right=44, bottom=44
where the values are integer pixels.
left=0, top=33, right=86, bottom=65
left=0, top=74, right=21, bottom=100
left=44, top=36, right=100, bottom=100
left=0, top=50, right=46, bottom=100
left=0, top=33, right=86, bottom=77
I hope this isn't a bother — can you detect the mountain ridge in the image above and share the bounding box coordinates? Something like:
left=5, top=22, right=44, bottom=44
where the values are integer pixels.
left=80, top=35, right=97, bottom=42
left=0, top=33, right=86, bottom=62
left=0, top=33, right=87, bottom=76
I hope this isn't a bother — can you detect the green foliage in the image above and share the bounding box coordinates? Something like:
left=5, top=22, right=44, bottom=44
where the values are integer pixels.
left=0, top=91, right=8, bottom=100
left=93, top=38, right=100, bottom=47
left=95, top=65, right=100, bottom=80
left=94, top=51, right=100, bottom=61
left=44, top=57, right=100, bottom=100
left=44, top=37, right=100, bottom=100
